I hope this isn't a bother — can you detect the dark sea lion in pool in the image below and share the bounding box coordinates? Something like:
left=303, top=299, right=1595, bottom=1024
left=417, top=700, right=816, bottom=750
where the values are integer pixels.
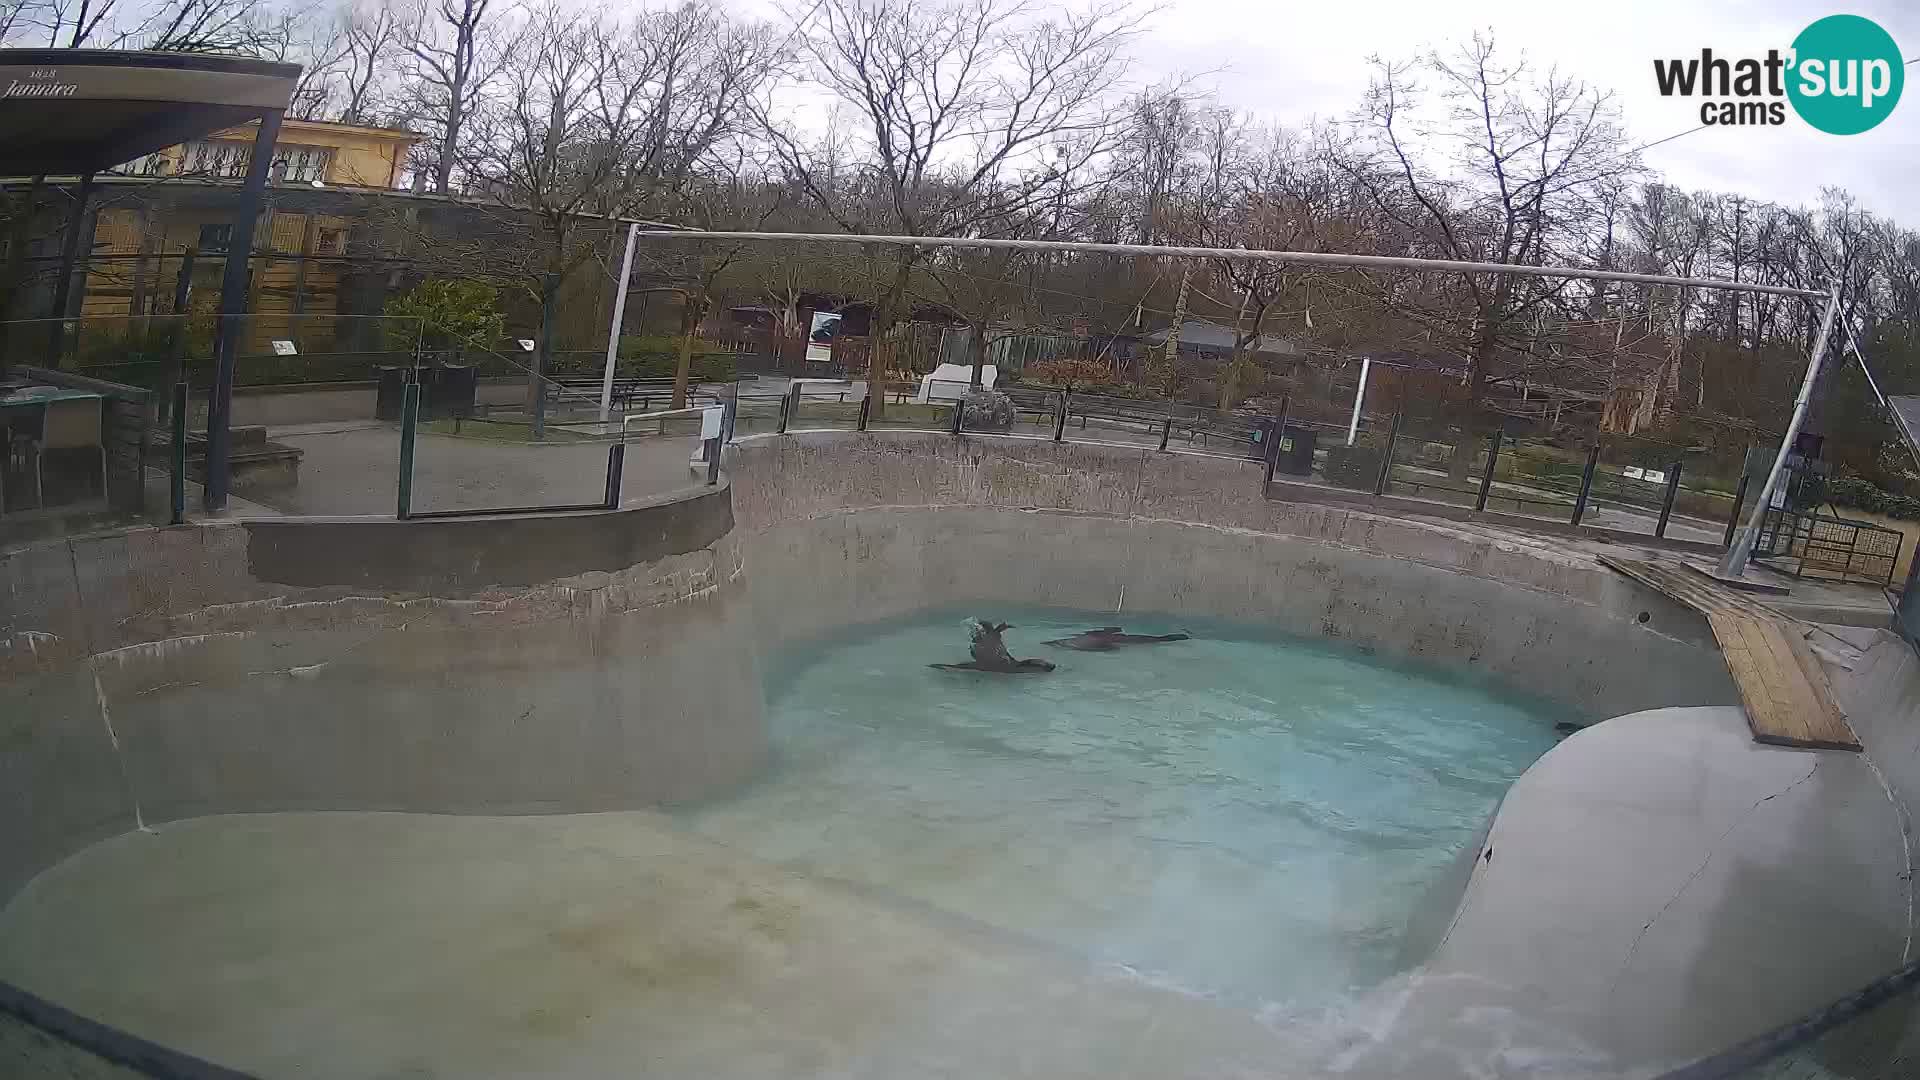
left=930, top=619, right=1057, bottom=674
left=1042, top=626, right=1191, bottom=651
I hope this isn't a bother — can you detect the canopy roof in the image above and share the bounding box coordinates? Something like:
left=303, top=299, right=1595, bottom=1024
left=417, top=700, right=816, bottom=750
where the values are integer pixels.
left=0, top=49, right=298, bottom=176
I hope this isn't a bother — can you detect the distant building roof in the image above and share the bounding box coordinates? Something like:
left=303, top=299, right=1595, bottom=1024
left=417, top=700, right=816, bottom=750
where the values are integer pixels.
left=1141, top=320, right=1299, bottom=356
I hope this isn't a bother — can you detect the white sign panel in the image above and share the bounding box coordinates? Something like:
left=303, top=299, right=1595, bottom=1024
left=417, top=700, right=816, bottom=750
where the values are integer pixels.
left=700, top=406, right=723, bottom=440
left=270, top=339, right=297, bottom=355
left=805, top=311, right=839, bottom=364
left=518, top=339, right=536, bottom=352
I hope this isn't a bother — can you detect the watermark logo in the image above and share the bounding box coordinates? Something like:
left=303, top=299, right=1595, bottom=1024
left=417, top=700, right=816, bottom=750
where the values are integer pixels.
left=1652, top=14, right=1903, bottom=134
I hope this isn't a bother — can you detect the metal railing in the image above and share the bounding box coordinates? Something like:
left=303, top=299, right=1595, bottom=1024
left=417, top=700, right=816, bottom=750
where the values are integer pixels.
left=1752, top=506, right=1905, bottom=586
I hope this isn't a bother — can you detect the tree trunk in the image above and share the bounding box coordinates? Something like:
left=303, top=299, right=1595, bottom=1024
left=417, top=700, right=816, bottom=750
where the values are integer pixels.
left=866, top=255, right=915, bottom=419
left=672, top=291, right=702, bottom=410
left=1446, top=325, right=1499, bottom=483
left=1218, top=336, right=1249, bottom=415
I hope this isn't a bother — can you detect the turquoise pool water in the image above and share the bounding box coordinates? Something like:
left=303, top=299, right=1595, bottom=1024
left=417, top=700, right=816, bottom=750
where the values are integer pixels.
left=680, top=610, right=1565, bottom=1009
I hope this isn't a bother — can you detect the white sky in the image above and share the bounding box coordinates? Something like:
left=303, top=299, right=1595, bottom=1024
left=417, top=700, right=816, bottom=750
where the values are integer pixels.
left=743, top=0, right=1919, bottom=224
left=1136, top=0, right=1920, bottom=223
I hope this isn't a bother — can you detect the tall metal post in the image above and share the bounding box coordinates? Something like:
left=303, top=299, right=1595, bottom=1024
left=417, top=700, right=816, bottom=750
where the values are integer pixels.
left=396, top=379, right=419, bottom=518
left=530, top=271, right=558, bottom=440
left=600, top=222, right=639, bottom=421
left=603, top=443, right=626, bottom=508
left=1718, top=281, right=1842, bottom=579
left=1655, top=460, right=1684, bottom=538
left=1570, top=443, right=1600, bottom=525
left=1347, top=355, right=1370, bottom=446
left=857, top=395, right=871, bottom=431
left=1474, top=429, right=1504, bottom=512
left=1158, top=408, right=1172, bottom=451
left=1053, top=391, right=1069, bottom=441
left=47, top=171, right=96, bottom=367
left=1722, top=473, right=1751, bottom=548
left=204, top=110, right=283, bottom=512
left=1374, top=412, right=1403, bottom=496
left=169, top=380, right=188, bottom=525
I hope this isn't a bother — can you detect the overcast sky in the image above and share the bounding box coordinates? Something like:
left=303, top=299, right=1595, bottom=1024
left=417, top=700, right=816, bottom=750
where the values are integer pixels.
left=1136, top=0, right=1920, bottom=223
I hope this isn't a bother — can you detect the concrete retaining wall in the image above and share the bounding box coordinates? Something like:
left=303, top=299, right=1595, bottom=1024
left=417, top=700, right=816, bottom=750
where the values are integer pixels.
left=730, top=432, right=1738, bottom=721
left=0, top=488, right=764, bottom=904
left=6, top=426, right=1915, bottom=1076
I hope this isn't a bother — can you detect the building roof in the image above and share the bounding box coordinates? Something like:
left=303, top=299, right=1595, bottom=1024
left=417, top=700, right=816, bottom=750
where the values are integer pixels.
left=207, top=116, right=424, bottom=144
left=0, top=49, right=299, bottom=176
left=1891, top=397, right=1920, bottom=467
left=1141, top=320, right=1299, bottom=355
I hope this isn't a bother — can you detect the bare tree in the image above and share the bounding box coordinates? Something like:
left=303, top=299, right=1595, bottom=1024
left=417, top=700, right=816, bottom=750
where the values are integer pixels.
left=764, top=0, right=1145, bottom=414
left=1341, top=32, right=1637, bottom=474
left=401, top=0, right=510, bottom=194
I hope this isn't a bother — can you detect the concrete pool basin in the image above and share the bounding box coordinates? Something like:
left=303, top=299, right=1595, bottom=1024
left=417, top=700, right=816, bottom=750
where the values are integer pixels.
left=2, top=430, right=1915, bottom=1077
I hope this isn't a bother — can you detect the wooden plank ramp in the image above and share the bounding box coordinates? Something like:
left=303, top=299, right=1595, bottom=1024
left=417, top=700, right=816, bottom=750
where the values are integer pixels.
left=1600, top=556, right=1860, bottom=751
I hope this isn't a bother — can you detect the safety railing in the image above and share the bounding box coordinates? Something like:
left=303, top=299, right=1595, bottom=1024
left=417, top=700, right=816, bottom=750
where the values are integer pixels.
left=1752, top=506, right=1904, bottom=587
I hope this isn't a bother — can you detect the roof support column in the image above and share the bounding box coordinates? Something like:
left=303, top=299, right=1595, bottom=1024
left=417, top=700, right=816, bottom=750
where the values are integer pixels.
left=46, top=171, right=95, bottom=367
left=204, top=108, right=281, bottom=512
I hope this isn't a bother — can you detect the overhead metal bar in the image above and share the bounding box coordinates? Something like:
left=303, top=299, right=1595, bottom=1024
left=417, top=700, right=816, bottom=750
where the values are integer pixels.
left=631, top=230, right=1828, bottom=300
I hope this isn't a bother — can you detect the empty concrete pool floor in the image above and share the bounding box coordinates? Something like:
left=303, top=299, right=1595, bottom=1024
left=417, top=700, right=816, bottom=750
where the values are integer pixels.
left=1602, top=557, right=1860, bottom=751
left=0, top=812, right=1334, bottom=1079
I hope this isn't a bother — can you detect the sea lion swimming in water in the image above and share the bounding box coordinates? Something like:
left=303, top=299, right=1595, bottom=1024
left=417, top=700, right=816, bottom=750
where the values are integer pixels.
left=929, top=619, right=1056, bottom=674
left=1043, top=626, right=1191, bottom=651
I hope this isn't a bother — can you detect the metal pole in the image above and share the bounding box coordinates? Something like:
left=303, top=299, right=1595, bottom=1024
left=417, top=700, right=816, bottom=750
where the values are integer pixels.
left=1374, top=412, right=1403, bottom=496
left=603, top=442, right=626, bottom=508
left=1158, top=408, right=1172, bottom=451
left=857, top=394, right=871, bottom=431
left=1723, top=472, right=1751, bottom=548
left=1570, top=443, right=1600, bottom=526
left=1474, top=428, right=1504, bottom=512
left=396, top=379, right=419, bottom=519
left=1719, top=281, right=1842, bottom=578
left=169, top=380, right=188, bottom=525
left=705, top=438, right=722, bottom=485
left=205, top=109, right=282, bottom=512
left=1347, top=356, right=1370, bottom=446
left=1265, top=395, right=1292, bottom=488
left=1656, top=460, right=1683, bottom=538
left=531, top=271, right=557, bottom=440
left=633, top=230, right=1827, bottom=300
left=951, top=393, right=965, bottom=434
left=600, top=222, right=639, bottom=422
left=48, top=171, right=95, bottom=367
left=776, top=390, right=791, bottom=434
left=1053, top=390, right=1068, bottom=441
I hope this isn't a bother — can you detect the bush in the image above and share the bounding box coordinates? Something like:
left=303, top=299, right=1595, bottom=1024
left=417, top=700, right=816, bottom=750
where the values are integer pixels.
left=383, top=279, right=505, bottom=351
left=1827, top=475, right=1920, bottom=521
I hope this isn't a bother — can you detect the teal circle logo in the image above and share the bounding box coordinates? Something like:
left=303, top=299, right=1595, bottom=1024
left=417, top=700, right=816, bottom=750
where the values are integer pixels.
left=1787, top=15, right=1903, bottom=134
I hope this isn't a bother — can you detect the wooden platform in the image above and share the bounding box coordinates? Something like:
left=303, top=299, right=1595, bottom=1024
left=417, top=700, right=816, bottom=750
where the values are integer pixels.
left=1601, top=556, right=1861, bottom=751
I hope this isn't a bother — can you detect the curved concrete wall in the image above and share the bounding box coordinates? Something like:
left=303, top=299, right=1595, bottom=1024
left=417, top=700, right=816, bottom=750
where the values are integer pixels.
left=730, top=432, right=1739, bottom=721
left=7, top=428, right=1915, bottom=1076
left=0, top=488, right=765, bottom=904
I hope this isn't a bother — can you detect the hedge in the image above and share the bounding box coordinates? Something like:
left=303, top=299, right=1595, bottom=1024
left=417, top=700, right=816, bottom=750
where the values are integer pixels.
left=1827, top=475, right=1920, bottom=521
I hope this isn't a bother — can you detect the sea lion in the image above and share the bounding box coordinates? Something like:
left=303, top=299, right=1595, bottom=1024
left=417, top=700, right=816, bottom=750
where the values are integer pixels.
left=929, top=619, right=1057, bottom=674
left=1042, top=626, right=1191, bottom=651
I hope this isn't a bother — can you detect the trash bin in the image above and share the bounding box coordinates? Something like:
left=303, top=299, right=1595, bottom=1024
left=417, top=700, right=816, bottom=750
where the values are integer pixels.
left=374, top=366, right=405, bottom=420
left=434, top=364, right=478, bottom=419
left=1275, top=426, right=1316, bottom=475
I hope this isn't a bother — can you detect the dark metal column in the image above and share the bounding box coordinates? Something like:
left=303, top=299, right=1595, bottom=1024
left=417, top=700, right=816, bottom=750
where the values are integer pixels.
left=47, top=171, right=96, bottom=367
left=204, top=110, right=282, bottom=511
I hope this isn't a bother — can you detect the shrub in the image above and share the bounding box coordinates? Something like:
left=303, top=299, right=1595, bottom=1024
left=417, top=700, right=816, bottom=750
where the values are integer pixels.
left=1827, top=475, right=1920, bottom=521
left=383, top=279, right=506, bottom=352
